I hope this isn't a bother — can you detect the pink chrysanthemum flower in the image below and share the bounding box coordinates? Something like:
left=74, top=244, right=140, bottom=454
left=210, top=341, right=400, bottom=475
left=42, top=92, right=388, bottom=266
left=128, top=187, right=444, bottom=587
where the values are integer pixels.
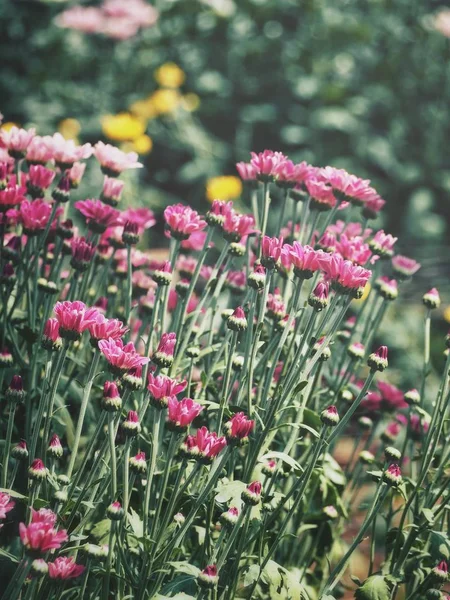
left=94, top=141, right=143, bottom=176
left=335, top=235, right=372, bottom=266
left=26, top=135, right=55, bottom=165
left=250, top=150, right=288, bottom=182
left=224, top=412, right=255, bottom=445
left=181, top=426, right=227, bottom=463
left=19, top=509, right=68, bottom=554
left=122, top=207, right=156, bottom=233
left=50, top=133, right=92, bottom=168
left=242, top=481, right=262, bottom=505
left=48, top=557, right=85, bottom=580
left=147, top=373, right=187, bottom=408
left=164, top=204, right=207, bottom=241
left=322, top=253, right=371, bottom=295
left=101, top=175, right=125, bottom=207
left=47, top=434, right=63, bottom=459
left=88, top=313, right=128, bottom=344
left=363, top=194, right=386, bottom=219
left=0, top=492, right=14, bottom=521
left=0, top=184, right=27, bottom=211
left=282, top=242, right=328, bottom=278
left=0, top=126, right=36, bottom=158
left=369, top=230, right=397, bottom=258
left=75, top=199, right=123, bottom=233
left=53, top=301, right=99, bottom=341
left=319, top=166, right=379, bottom=205
left=261, top=235, right=284, bottom=269
left=206, top=200, right=234, bottom=226
left=391, top=254, right=421, bottom=279
left=222, top=211, right=256, bottom=243
left=67, top=162, right=86, bottom=188
left=19, top=199, right=55, bottom=235
left=27, top=165, right=55, bottom=195
left=70, top=237, right=96, bottom=272
left=305, top=178, right=336, bottom=210
left=153, top=332, right=177, bottom=367
left=236, top=161, right=258, bottom=182
left=98, top=337, right=149, bottom=374
left=167, top=397, right=203, bottom=431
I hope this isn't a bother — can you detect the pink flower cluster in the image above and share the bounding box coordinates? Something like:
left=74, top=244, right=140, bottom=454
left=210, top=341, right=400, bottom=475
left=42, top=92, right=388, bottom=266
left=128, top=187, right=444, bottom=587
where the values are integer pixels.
left=19, top=508, right=68, bottom=554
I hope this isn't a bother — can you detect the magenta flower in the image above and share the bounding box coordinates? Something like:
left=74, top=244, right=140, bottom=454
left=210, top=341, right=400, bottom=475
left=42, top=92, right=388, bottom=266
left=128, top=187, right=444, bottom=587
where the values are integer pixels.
left=48, top=557, right=85, bottom=580
left=305, top=178, right=336, bottom=209
left=167, top=397, right=203, bottom=431
left=67, top=162, right=86, bottom=188
left=75, top=199, right=123, bottom=233
left=250, top=150, right=288, bottom=182
left=383, top=463, right=402, bottom=486
left=198, top=564, right=219, bottom=588
left=101, top=175, right=125, bottom=206
left=0, top=126, right=36, bottom=158
left=19, top=199, right=54, bottom=235
left=47, top=434, right=63, bottom=459
left=50, top=133, right=92, bottom=168
left=27, top=165, right=56, bottom=194
left=0, top=184, right=27, bottom=211
left=183, top=426, right=227, bottom=462
left=94, top=141, right=142, bottom=176
left=224, top=412, right=255, bottom=444
left=319, top=166, right=379, bottom=205
left=122, top=207, right=156, bottom=233
left=26, top=135, right=55, bottom=165
left=335, top=235, right=372, bottom=266
left=377, top=381, right=407, bottom=411
left=261, top=235, right=284, bottom=269
left=392, top=255, right=421, bottom=279
left=88, top=313, right=128, bottom=344
left=42, top=318, right=62, bottom=351
left=273, top=159, right=306, bottom=188
left=282, top=242, right=327, bottom=278
left=369, top=230, right=397, bottom=257
left=98, top=337, right=149, bottom=374
left=206, top=200, right=234, bottom=226
left=0, top=492, right=14, bottom=521
left=222, top=211, right=256, bottom=243
left=19, top=509, right=68, bottom=554
left=322, top=253, right=371, bottom=293
left=147, top=373, right=187, bottom=401
left=153, top=332, right=177, bottom=367
left=242, top=481, right=262, bottom=505
left=70, top=237, right=96, bottom=272
left=54, top=301, right=99, bottom=340
left=363, top=194, right=386, bottom=219
left=164, top=204, right=207, bottom=240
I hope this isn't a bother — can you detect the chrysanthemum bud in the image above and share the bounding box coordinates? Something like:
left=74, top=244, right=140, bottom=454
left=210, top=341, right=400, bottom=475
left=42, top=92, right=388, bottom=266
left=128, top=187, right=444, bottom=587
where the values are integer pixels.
left=84, top=543, right=109, bottom=560
left=323, top=505, right=339, bottom=520
left=426, top=589, right=444, bottom=599
left=229, top=242, right=246, bottom=257
left=11, top=440, right=28, bottom=461
left=107, top=284, right=118, bottom=296
left=367, top=346, right=388, bottom=372
left=261, top=459, right=277, bottom=477
left=0, top=263, right=15, bottom=286
left=42, top=319, right=62, bottom=352
left=431, top=561, right=448, bottom=583
left=0, top=348, right=13, bottom=368
left=227, top=306, right=247, bottom=332
left=378, top=277, right=398, bottom=301
left=423, top=288, right=441, bottom=310
left=224, top=412, right=255, bottom=446
left=404, top=388, right=420, bottom=406
left=336, top=329, right=352, bottom=343
left=57, top=474, right=70, bottom=486
left=48, top=434, right=63, bottom=459
left=219, top=506, right=240, bottom=527
left=153, top=333, right=176, bottom=368
left=52, top=176, right=70, bottom=203
left=320, top=405, right=340, bottom=427
left=339, top=388, right=355, bottom=404
left=232, top=355, right=244, bottom=372
left=197, top=565, right=219, bottom=589
left=242, top=481, right=262, bottom=505
left=153, top=262, right=172, bottom=286
left=383, top=463, right=402, bottom=486
left=173, top=512, right=185, bottom=525
left=358, top=416, right=373, bottom=431
left=31, top=559, right=48, bottom=576
left=385, top=446, right=401, bottom=462
left=37, top=278, right=59, bottom=296
left=221, top=308, right=234, bottom=321
left=186, top=346, right=200, bottom=359
left=53, top=489, right=68, bottom=503
left=175, top=279, right=190, bottom=297
left=102, top=381, right=122, bottom=412
left=129, top=451, right=147, bottom=474
left=359, top=451, right=375, bottom=464
left=312, top=337, right=331, bottom=361
left=107, top=501, right=124, bottom=521
left=122, top=221, right=139, bottom=246
left=248, top=265, right=266, bottom=290
left=6, top=375, right=25, bottom=403
left=308, top=281, right=329, bottom=311
left=122, top=411, right=141, bottom=437
left=28, top=458, right=47, bottom=481
left=347, top=342, right=365, bottom=360
left=122, top=366, right=143, bottom=391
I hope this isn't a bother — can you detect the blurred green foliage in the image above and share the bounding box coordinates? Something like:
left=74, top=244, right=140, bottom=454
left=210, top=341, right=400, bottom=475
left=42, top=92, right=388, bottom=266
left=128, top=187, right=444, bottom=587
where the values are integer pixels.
left=1, top=0, right=450, bottom=274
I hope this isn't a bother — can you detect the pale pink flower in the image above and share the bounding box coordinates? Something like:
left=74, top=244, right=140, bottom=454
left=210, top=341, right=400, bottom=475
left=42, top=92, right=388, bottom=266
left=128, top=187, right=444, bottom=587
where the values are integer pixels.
left=122, top=207, right=156, bottom=233
left=222, top=210, right=256, bottom=243
left=282, top=242, right=328, bottom=277
left=305, top=178, right=336, bottom=209
left=236, top=162, right=257, bottom=181
left=19, top=509, right=68, bottom=553
left=181, top=230, right=209, bottom=251
left=392, top=255, right=421, bottom=278
left=101, top=176, right=125, bottom=206
left=26, top=136, right=55, bottom=164
left=250, top=150, right=288, bottom=182
left=55, top=6, right=104, bottom=33
left=319, top=166, right=379, bottom=205
left=103, top=0, right=158, bottom=27
left=94, top=141, right=142, bottom=176
left=0, top=126, right=35, bottom=157
left=50, top=133, right=92, bottom=168
left=0, top=492, right=14, bottom=521
left=369, top=230, right=397, bottom=257
left=335, top=235, right=372, bottom=266
left=98, top=337, right=150, bottom=373
left=48, top=557, right=85, bottom=580
left=164, top=204, right=207, bottom=240
left=67, top=162, right=87, bottom=188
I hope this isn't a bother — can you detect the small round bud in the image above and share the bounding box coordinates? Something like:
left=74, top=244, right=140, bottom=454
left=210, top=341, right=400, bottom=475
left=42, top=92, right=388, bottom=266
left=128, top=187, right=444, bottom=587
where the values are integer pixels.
left=31, top=559, right=48, bottom=576
left=47, top=434, right=63, bottom=459
left=6, top=375, right=25, bottom=403
left=383, top=463, right=402, bottom=486
left=339, top=388, right=354, bottom=404
left=197, top=565, right=219, bottom=589
left=57, top=474, right=70, bottom=486
left=358, top=416, right=373, bottom=431
left=102, top=381, right=122, bottom=412
left=423, top=288, right=441, bottom=310
left=219, top=506, right=240, bottom=527
left=84, top=543, right=109, bottom=560
left=173, top=512, right=185, bottom=525
left=323, top=505, right=339, bottom=520
left=0, top=348, right=13, bottom=368
left=404, top=388, right=420, bottom=406
left=107, top=501, right=124, bottom=521
left=385, top=446, right=402, bottom=462
left=347, top=342, right=365, bottom=360
left=11, top=440, right=29, bottom=461
left=122, top=411, right=141, bottom=437
left=320, top=405, right=340, bottom=427
left=431, top=561, right=448, bottom=583
left=186, top=346, right=201, bottom=359
left=153, top=262, right=172, bottom=286
left=53, top=489, right=68, bottom=503
left=232, top=355, right=244, bottom=372
left=227, top=307, right=247, bottom=332
left=28, top=458, right=47, bottom=481
left=378, top=278, right=398, bottom=301
left=52, top=176, right=70, bottom=203
left=122, top=221, right=139, bottom=246
left=248, top=266, right=266, bottom=290
left=367, top=346, right=388, bottom=372
left=229, top=242, right=246, bottom=257
left=241, top=481, right=262, bottom=505
left=359, top=451, right=375, bottom=464
left=122, top=368, right=143, bottom=391
left=426, top=589, right=444, bottom=600
left=336, top=329, right=351, bottom=342
left=308, top=281, right=329, bottom=311
left=107, top=284, right=118, bottom=296
left=175, top=279, right=190, bottom=297
left=129, top=451, right=147, bottom=474
left=261, top=459, right=277, bottom=477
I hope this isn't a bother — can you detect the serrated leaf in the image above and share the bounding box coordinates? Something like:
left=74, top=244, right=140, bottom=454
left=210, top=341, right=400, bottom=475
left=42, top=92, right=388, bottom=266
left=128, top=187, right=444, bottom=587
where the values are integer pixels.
left=354, top=575, right=392, bottom=600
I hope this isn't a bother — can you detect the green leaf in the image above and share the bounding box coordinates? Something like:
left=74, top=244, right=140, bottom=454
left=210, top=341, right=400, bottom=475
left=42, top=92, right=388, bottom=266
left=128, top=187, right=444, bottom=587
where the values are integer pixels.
left=354, top=575, right=392, bottom=600
left=91, top=519, right=111, bottom=542
left=430, top=530, right=450, bottom=560
left=0, top=488, right=27, bottom=500
left=167, top=562, right=200, bottom=577
left=0, top=548, right=19, bottom=563
left=292, top=380, right=308, bottom=395
left=128, top=507, right=143, bottom=538
left=259, top=451, right=303, bottom=474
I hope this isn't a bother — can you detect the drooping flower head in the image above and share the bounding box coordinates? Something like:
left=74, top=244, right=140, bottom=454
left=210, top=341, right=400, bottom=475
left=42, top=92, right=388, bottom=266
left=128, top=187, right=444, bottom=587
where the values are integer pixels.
left=94, top=141, right=143, bottom=176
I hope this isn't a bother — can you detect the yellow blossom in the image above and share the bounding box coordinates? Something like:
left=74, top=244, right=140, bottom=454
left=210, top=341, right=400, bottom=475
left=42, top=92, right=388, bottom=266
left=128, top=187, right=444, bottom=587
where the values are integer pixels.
left=58, top=118, right=81, bottom=140
left=147, top=89, right=180, bottom=115
left=129, top=99, right=156, bottom=121
left=353, top=283, right=371, bottom=305
left=132, top=135, right=153, bottom=155
left=102, top=113, right=146, bottom=142
left=154, top=63, right=186, bottom=88
left=181, top=93, right=201, bottom=112
left=206, top=176, right=243, bottom=202
left=1, top=122, right=20, bottom=132
left=444, top=305, right=450, bottom=323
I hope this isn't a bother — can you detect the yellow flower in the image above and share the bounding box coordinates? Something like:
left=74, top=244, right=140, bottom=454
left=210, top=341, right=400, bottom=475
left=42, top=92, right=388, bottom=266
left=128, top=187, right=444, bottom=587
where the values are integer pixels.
left=147, top=89, right=181, bottom=115
left=206, top=176, right=243, bottom=202
left=1, top=122, right=20, bottom=132
left=181, top=93, right=201, bottom=112
left=444, top=305, right=450, bottom=323
left=154, top=63, right=186, bottom=88
left=132, top=135, right=153, bottom=155
left=129, top=99, right=156, bottom=121
left=58, top=118, right=81, bottom=140
left=353, top=283, right=371, bottom=305
left=102, top=113, right=146, bottom=142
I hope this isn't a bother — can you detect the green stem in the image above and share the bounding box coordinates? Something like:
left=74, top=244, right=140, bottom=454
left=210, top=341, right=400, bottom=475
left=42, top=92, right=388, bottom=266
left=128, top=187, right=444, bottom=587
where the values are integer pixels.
left=1, top=404, right=16, bottom=488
